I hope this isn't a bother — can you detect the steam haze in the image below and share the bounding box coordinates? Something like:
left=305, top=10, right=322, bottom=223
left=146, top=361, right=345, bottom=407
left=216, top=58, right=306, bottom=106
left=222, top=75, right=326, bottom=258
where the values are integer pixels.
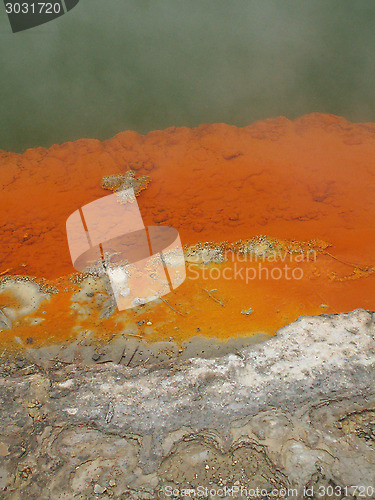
left=1, top=0, right=374, bottom=152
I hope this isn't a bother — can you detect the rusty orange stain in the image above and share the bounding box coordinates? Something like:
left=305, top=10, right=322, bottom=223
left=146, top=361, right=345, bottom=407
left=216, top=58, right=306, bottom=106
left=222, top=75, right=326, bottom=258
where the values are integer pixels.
left=1, top=113, right=375, bottom=348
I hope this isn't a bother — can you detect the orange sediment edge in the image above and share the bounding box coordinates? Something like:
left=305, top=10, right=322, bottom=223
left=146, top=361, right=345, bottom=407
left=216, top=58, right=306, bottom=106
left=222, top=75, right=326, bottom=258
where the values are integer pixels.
left=1, top=113, right=375, bottom=349
left=1, top=234, right=374, bottom=350
left=2, top=113, right=375, bottom=280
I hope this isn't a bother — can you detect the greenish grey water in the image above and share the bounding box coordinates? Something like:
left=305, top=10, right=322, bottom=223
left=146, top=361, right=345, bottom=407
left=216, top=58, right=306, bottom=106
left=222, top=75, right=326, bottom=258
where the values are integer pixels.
left=1, top=0, right=375, bottom=152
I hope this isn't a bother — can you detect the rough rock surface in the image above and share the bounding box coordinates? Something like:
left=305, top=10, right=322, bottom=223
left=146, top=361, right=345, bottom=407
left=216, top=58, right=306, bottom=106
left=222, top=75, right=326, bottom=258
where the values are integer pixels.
left=1, top=309, right=375, bottom=498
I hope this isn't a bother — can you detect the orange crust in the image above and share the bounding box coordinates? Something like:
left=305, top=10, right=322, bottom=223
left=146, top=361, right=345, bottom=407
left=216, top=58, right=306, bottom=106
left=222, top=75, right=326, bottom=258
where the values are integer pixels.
left=1, top=113, right=375, bottom=347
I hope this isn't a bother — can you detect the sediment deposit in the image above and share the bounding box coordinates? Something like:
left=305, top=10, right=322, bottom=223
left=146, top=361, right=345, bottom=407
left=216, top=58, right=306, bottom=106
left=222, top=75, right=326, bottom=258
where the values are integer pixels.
left=1, top=114, right=375, bottom=346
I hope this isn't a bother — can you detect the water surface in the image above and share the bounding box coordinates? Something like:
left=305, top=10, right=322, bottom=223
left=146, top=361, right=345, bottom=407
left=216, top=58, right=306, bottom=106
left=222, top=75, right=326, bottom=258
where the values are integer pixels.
left=1, top=0, right=375, bottom=151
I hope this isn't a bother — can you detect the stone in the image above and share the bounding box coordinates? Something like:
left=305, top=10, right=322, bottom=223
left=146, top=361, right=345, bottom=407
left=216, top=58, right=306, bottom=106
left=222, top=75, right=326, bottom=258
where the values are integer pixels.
left=93, top=484, right=106, bottom=494
left=0, top=310, right=374, bottom=497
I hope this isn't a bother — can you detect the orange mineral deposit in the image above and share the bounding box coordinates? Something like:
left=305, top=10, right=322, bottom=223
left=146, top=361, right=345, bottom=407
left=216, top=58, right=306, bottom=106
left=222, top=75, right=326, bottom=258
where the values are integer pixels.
left=0, top=113, right=375, bottom=348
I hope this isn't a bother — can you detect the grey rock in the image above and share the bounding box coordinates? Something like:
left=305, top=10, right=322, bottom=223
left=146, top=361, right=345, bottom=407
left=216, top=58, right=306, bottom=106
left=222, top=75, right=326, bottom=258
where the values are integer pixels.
left=93, top=483, right=106, bottom=494
left=0, top=309, right=374, bottom=499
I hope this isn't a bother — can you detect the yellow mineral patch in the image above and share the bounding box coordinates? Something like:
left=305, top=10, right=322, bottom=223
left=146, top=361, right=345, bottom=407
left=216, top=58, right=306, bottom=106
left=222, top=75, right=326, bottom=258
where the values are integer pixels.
left=101, top=170, right=151, bottom=197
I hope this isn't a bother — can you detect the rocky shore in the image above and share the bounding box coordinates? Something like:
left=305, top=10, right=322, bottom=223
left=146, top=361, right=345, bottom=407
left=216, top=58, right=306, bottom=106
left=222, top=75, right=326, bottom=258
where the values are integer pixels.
left=1, top=309, right=374, bottom=499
